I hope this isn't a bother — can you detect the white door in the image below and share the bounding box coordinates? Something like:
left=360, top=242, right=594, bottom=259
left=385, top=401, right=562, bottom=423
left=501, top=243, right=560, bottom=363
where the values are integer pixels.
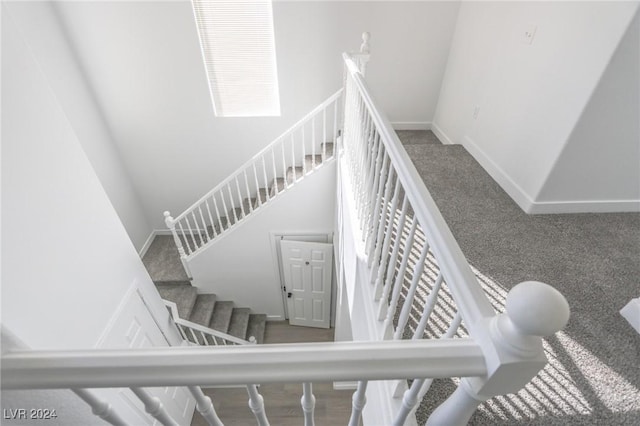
left=98, top=290, right=195, bottom=425
left=281, top=240, right=333, bottom=328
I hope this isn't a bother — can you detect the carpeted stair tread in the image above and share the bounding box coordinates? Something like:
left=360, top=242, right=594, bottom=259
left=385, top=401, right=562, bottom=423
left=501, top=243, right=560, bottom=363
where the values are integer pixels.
left=322, top=142, right=334, bottom=157
left=227, top=308, right=251, bottom=340
left=209, top=301, right=234, bottom=333
left=246, top=314, right=267, bottom=344
left=269, top=177, right=286, bottom=196
left=226, top=207, right=245, bottom=225
left=286, top=166, right=304, bottom=184
left=156, top=283, right=198, bottom=320
left=189, top=294, right=217, bottom=327
left=254, top=188, right=268, bottom=208
left=142, top=235, right=190, bottom=282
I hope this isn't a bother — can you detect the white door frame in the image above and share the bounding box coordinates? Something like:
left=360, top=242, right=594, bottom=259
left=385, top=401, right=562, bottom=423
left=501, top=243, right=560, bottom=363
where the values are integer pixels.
left=271, top=232, right=336, bottom=326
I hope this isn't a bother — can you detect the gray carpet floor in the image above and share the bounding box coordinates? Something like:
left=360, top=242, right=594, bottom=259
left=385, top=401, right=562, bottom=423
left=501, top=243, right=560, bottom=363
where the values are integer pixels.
left=397, top=130, right=640, bottom=425
left=142, top=235, right=189, bottom=282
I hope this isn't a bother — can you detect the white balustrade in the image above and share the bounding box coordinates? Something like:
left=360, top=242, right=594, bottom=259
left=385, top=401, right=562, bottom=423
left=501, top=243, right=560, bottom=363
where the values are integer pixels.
left=301, top=382, right=316, bottom=426
left=131, top=387, right=178, bottom=426
left=188, top=386, right=223, bottom=426
left=0, top=33, right=572, bottom=426
left=72, top=389, right=127, bottom=426
left=165, top=90, right=343, bottom=259
left=164, top=300, right=250, bottom=346
left=348, top=380, right=368, bottom=426
left=246, top=384, right=269, bottom=426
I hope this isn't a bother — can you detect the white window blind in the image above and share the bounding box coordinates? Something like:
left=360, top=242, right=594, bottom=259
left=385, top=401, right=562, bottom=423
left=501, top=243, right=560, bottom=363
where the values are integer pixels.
left=191, top=0, right=281, bottom=117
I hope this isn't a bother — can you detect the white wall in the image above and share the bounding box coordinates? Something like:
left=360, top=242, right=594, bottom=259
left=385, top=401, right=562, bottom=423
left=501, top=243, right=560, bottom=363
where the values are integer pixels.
left=188, top=162, right=337, bottom=319
left=433, top=1, right=639, bottom=212
left=5, top=1, right=152, bottom=251
left=52, top=1, right=460, bottom=229
left=536, top=10, right=640, bottom=211
left=2, top=7, right=177, bottom=422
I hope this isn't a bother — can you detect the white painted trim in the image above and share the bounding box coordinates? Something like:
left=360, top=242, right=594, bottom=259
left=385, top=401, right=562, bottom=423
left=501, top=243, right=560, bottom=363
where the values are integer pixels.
left=266, top=314, right=285, bottom=321
left=391, top=122, right=431, bottom=131
left=462, top=136, right=535, bottom=213
left=94, top=283, right=140, bottom=348
left=620, top=298, right=640, bottom=334
left=430, top=121, right=454, bottom=145
left=138, top=232, right=156, bottom=258
left=333, top=381, right=358, bottom=390
left=528, top=199, right=640, bottom=214
left=463, top=136, right=640, bottom=215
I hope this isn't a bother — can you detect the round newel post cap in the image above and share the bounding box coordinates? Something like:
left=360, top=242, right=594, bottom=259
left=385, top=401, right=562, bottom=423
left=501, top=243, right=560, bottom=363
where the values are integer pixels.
left=360, top=32, right=371, bottom=53
left=163, top=211, right=174, bottom=227
left=505, top=281, right=570, bottom=337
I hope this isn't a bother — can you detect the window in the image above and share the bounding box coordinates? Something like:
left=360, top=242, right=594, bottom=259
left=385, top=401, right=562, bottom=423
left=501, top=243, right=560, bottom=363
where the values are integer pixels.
left=191, top=0, right=281, bottom=117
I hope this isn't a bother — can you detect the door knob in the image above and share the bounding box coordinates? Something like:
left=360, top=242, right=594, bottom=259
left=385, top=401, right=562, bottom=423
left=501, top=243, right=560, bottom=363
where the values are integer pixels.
left=287, top=292, right=292, bottom=298
left=305, top=261, right=310, bottom=265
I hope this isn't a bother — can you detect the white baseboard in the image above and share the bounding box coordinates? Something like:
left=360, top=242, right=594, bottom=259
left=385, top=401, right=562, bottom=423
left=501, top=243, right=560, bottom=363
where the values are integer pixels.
left=430, top=121, right=454, bottom=145
left=621, top=298, right=640, bottom=334
left=138, top=229, right=173, bottom=257
left=266, top=315, right=285, bottom=321
left=462, top=136, right=535, bottom=213
left=462, top=136, right=640, bottom=215
left=528, top=199, right=640, bottom=214
left=391, top=122, right=431, bottom=131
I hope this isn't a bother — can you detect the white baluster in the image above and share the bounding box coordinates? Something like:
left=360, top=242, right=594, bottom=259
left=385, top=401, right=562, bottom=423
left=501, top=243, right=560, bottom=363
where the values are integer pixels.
left=131, top=387, right=178, bottom=426
left=361, top=131, right=380, bottom=236
left=290, top=135, right=297, bottom=183
left=333, top=96, right=338, bottom=153
left=301, top=382, right=316, bottom=426
left=271, top=148, right=279, bottom=195
left=382, top=218, right=418, bottom=335
left=212, top=194, right=225, bottom=232
left=252, top=163, right=263, bottom=207
left=394, top=241, right=430, bottom=340
left=311, top=116, right=317, bottom=169
left=204, top=200, right=217, bottom=238
left=72, top=388, right=127, bottom=426
left=366, top=153, right=390, bottom=262
left=412, top=273, right=444, bottom=339
left=377, top=195, right=409, bottom=320
left=281, top=143, right=288, bottom=188
left=348, top=380, right=368, bottom=426
left=235, top=176, right=246, bottom=217
left=243, top=170, right=254, bottom=213
left=183, top=214, right=199, bottom=252
left=416, top=314, right=463, bottom=403
left=246, top=384, right=269, bottom=426
left=365, top=143, right=385, bottom=247
left=322, top=107, right=327, bottom=161
left=219, top=190, right=231, bottom=227
left=261, top=157, right=271, bottom=201
left=372, top=172, right=401, bottom=300
left=226, top=184, right=239, bottom=224
left=191, top=212, right=204, bottom=248
left=427, top=282, right=570, bottom=426
left=188, top=386, right=224, bottom=426
left=301, top=126, right=307, bottom=175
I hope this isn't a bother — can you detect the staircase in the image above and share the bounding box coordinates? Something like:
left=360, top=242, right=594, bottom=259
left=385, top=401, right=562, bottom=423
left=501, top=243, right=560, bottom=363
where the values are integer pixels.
left=163, top=89, right=343, bottom=262
left=156, top=282, right=266, bottom=344
left=142, top=236, right=267, bottom=344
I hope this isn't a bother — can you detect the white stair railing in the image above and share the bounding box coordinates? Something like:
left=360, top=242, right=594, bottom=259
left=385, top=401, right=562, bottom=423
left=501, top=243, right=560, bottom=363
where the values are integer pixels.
left=339, top=33, right=570, bottom=425
left=1, top=35, right=570, bottom=426
left=164, top=90, right=343, bottom=263
left=163, top=300, right=253, bottom=346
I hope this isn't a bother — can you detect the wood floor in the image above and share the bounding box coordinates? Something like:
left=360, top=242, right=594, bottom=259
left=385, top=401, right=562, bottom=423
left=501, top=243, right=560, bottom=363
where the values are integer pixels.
left=192, top=322, right=355, bottom=426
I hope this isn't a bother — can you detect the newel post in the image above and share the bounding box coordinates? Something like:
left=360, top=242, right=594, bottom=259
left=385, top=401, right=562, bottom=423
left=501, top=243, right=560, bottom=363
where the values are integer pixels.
left=358, top=32, right=371, bottom=76
left=163, top=211, right=193, bottom=279
left=426, top=281, right=570, bottom=426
